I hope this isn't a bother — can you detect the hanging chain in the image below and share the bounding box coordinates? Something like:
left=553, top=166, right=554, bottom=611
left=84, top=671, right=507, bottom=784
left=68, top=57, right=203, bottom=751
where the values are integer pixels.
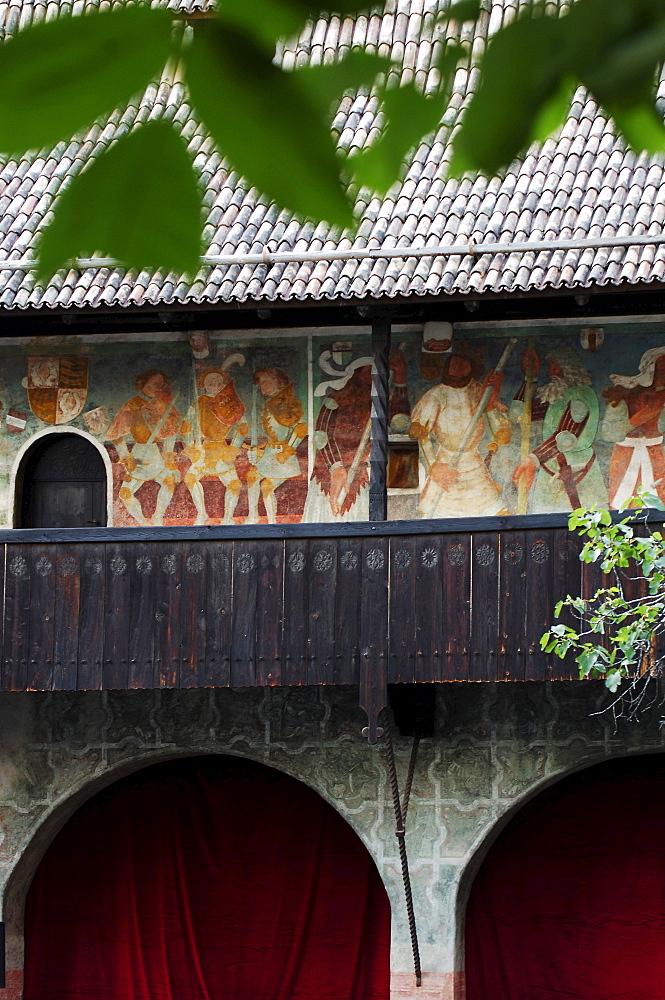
left=401, top=735, right=420, bottom=827
left=382, top=727, right=422, bottom=988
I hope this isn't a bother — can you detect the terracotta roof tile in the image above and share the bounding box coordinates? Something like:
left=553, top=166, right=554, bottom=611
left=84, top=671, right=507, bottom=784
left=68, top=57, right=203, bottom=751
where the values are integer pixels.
left=0, top=0, right=663, bottom=309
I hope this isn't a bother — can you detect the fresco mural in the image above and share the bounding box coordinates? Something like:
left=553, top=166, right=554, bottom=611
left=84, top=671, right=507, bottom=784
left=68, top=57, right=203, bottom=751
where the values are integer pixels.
left=1, top=322, right=665, bottom=526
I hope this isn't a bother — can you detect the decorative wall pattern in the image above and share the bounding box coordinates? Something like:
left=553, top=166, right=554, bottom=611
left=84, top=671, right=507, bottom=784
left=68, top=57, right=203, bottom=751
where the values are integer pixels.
left=0, top=683, right=661, bottom=1000
left=1, top=321, right=665, bottom=526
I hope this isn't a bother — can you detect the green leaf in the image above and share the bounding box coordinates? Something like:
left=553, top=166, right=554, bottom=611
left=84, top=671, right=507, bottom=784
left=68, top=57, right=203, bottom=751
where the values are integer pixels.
left=186, top=21, right=353, bottom=229
left=528, top=76, right=575, bottom=144
left=220, top=0, right=374, bottom=50
left=350, top=82, right=446, bottom=192
left=449, top=12, right=567, bottom=175
left=0, top=6, right=175, bottom=156
left=446, top=0, right=482, bottom=23
left=37, top=121, right=202, bottom=278
left=293, top=50, right=392, bottom=117
left=608, top=102, right=665, bottom=154
left=605, top=670, right=623, bottom=693
left=350, top=45, right=464, bottom=193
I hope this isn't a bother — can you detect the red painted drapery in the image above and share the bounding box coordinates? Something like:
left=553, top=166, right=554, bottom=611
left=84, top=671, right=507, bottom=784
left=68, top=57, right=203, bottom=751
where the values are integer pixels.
left=24, top=756, right=390, bottom=1000
left=466, top=754, right=665, bottom=1000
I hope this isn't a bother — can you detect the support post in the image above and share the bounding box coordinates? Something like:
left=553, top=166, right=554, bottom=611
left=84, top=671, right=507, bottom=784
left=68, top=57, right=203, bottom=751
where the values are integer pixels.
left=369, top=314, right=391, bottom=522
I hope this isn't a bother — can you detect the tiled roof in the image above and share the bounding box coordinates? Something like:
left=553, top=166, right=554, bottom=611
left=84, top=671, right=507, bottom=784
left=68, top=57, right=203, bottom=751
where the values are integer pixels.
left=0, top=0, right=664, bottom=310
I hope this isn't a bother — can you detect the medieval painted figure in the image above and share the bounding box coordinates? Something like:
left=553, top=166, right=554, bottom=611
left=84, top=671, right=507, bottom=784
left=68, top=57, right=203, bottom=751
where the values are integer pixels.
left=106, top=369, right=190, bottom=526
left=186, top=366, right=247, bottom=524
left=304, top=356, right=373, bottom=521
left=247, top=367, right=307, bottom=523
left=409, top=345, right=511, bottom=518
left=601, top=347, right=665, bottom=508
left=512, top=346, right=606, bottom=511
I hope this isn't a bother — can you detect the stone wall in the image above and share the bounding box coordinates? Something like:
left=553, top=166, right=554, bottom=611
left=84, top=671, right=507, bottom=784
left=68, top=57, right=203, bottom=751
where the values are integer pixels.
left=0, top=680, right=661, bottom=1000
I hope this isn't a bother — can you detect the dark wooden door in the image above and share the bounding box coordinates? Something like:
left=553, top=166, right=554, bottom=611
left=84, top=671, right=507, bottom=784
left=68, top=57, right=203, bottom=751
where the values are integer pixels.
left=19, top=435, right=107, bottom=528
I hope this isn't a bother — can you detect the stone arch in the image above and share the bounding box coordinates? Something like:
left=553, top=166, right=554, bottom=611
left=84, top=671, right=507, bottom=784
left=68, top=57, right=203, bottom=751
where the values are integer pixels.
left=455, top=747, right=665, bottom=997
left=11, top=427, right=114, bottom=528
left=1, top=743, right=391, bottom=991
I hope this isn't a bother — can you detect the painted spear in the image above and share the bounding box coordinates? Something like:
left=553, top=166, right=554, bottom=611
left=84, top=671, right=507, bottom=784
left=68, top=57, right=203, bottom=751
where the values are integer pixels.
left=448, top=337, right=518, bottom=470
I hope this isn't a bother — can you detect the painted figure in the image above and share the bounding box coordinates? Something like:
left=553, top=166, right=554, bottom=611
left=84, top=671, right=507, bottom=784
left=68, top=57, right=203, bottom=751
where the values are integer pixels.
left=409, top=344, right=511, bottom=518
left=106, top=369, right=189, bottom=526
left=304, top=357, right=373, bottom=520
left=512, top=346, right=606, bottom=511
left=247, top=368, right=307, bottom=523
left=601, top=346, right=665, bottom=507
left=186, top=366, right=247, bottom=524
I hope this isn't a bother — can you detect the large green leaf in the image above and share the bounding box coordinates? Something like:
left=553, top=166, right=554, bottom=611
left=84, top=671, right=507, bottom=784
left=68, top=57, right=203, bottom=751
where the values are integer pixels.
left=186, top=21, right=353, bottom=228
left=608, top=102, right=665, bottom=155
left=0, top=6, right=175, bottom=156
left=446, top=0, right=482, bottom=23
left=220, top=0, right=374, bottom=49
left=450, top=13, right=566, bottom=175
left=293, top=50, right=392, bottom=117
left=350, top=84, right=447, bottom=193
left=351, top=45, right=465, bottom=193
left=451, top=0, right=665, bottom=176
left=37, top=121, right=202, bottom=278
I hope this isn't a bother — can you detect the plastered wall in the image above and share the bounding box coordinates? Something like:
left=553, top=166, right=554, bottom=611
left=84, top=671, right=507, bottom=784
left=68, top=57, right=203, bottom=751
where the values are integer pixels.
left=0, top=681, right=660, bottom=1000
left=4, top=318, right=665, bottom=528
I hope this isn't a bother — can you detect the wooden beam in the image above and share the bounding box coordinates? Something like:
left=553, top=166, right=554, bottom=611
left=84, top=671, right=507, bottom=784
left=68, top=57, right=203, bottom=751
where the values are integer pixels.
left=369, top=314, right=391, bottom=522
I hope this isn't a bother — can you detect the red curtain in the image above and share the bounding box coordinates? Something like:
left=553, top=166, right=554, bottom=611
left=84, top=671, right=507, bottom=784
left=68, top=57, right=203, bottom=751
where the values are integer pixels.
left=466, top=754, right=665, bottom=1000
left=24, top=756, right=390, bottom=1000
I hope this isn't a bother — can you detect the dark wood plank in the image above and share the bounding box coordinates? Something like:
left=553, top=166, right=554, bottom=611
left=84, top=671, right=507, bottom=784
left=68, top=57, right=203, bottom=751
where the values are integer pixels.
left=26, top=546, right=56, bottom=690
left=471, top=534, right=499, bottom=681
left=103, top=544, right=131, bottom=688
left=498, top=530, right=527, bottom=681
left=359, top=536, right=389, bottom=743
left=5, top=506, right=663, bottom=547
left=77, top=545, right=105, bottom=690
left=335, top=538, right=363, bottom=685
left=154, top=545, right=182, bottom=688
left=414, top=535, right=444, bottom=682
left=525, top=534, right=555, bottom=680
left=53, top=549, right=81, bottom=691
left=3, top=547, right=32, bottom=690
left=256, top=540, right=284, bottom=686
left=388, top=536, right=416, bottom=684
left=307, top=540, right=337, bottom=685
left=127, top=543, right=156, bottom=689
left=551, top=528, right=583, bottom=680
left=179, top=543, right=207, bottom=689
left=231, top=541, right=257, bottom=686
left=443, top=534, right=471, bottom=680
left=282, top=540, right=309, bottom=685
left=204, top=541, right=233, bottom=687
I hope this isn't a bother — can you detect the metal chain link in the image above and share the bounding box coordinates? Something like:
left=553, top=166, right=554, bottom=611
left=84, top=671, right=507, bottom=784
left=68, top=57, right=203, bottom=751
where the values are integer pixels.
left=382, top=727, right=422, bottom=988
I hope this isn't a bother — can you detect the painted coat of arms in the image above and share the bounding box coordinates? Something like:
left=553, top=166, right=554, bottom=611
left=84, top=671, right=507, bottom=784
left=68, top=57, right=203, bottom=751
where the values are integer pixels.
left=26, top=357, right=88, bottom=424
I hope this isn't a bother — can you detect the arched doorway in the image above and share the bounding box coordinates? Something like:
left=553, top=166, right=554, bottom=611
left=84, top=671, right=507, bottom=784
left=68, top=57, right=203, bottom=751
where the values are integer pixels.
left=465, top=753, right=665, bottom=1000
left=17, top=432, right=107, bottom=528
left=23, top=755, right=390, bottom=1000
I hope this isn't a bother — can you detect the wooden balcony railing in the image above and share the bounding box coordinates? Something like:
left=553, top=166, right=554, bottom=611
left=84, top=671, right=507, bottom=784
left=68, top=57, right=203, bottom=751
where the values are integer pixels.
left=0, top=513, right=643, bottom=737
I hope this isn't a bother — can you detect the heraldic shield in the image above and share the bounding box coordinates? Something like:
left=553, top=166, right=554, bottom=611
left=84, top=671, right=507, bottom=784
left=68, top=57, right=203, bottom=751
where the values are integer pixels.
left=26, top=357, right=88, bottom=424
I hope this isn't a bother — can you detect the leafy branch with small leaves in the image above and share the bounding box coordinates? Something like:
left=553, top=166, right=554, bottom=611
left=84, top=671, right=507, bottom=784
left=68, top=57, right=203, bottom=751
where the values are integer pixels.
left=3, top=0, right=665, bottom=275
left=541, top=496, right=665, bottom=714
